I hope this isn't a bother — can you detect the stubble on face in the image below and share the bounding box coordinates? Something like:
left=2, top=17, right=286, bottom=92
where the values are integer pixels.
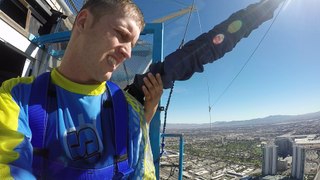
left=65, top=8, right=141, bottom=85
left=83, top=13, right=141, bottom=83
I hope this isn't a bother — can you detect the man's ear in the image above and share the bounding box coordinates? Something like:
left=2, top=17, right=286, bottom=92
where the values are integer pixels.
left=75, top=9, right=89, bottom=32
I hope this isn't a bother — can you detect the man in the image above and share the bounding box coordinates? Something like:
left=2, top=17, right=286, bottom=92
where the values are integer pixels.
left=0, top=0, right=162, bottom=179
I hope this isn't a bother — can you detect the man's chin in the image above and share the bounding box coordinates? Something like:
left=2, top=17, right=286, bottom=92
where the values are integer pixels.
left=103, top=73, right=112, bottom=82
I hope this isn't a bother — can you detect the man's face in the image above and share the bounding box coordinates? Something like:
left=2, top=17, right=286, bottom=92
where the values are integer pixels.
left=76, top=9, right=141, bottom=83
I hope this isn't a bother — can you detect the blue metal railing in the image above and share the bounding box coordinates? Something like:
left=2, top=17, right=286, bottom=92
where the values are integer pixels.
left=161, top=133, right=184, bottom=180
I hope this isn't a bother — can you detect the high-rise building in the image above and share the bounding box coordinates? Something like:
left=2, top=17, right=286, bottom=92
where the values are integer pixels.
left=291, top=145, right=305, bottom=179
left=275, top=137, right=293, bottom=158
left=262, top=144, right=278, bottom=176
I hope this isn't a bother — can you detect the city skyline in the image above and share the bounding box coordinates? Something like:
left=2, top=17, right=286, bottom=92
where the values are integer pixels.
left=161, top=111, right=320, bottom=179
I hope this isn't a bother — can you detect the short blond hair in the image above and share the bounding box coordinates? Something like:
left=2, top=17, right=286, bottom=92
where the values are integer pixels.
left=79, top=0, right=145, bottom=30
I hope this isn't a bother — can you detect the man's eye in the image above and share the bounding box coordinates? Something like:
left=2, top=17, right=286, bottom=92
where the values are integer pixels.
left=115, top=30, right=121, bottom=37
left=115, top=29, right=133, bottom=47
left=116, top=30, right=126, bottom=40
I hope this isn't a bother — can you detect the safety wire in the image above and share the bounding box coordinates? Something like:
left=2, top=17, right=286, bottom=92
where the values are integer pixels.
left=158, top=0, right=196, bottom=163
left=210, top=0, right=287, bottom=108
left=194, top=5, right=213, bottom=133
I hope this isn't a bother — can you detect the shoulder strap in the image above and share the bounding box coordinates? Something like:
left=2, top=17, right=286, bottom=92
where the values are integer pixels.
left=106, top=81, right=128, bottom=156
left=29, top=72, right=51, bottom=149
left=106, top=81, right=134, bottom=178
left=28, top=72, right=53, bottom=177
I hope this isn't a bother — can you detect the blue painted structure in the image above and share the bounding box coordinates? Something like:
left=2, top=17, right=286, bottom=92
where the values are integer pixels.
left=141, top=23, right=164, bottom=179
left=161, top=133, right=184, bottom=180
left=30, top=31, right=71, bottom=45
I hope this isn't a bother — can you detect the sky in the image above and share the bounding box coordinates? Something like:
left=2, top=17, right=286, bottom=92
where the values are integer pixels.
left=133, top=0, right=320, bottom=124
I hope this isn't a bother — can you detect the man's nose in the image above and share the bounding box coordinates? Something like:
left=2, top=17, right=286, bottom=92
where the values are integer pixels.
left=119, top=43, right=132, bottom=60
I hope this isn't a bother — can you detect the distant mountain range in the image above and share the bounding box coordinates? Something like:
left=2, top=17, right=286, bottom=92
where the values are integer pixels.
left=165, top=111, right=320, bottom=130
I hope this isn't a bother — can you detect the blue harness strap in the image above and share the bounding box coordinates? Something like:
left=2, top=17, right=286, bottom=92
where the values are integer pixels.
left=29, top=72, right=51, bottom=148
left=28, top=73, right=133, bottom=179
left=106, top=81, right=134, bottom=178
left=28, top=72, right=51, bottom=177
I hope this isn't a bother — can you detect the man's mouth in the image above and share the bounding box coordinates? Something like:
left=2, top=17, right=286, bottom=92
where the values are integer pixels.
left=107, top=56, right=117, bottom=67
